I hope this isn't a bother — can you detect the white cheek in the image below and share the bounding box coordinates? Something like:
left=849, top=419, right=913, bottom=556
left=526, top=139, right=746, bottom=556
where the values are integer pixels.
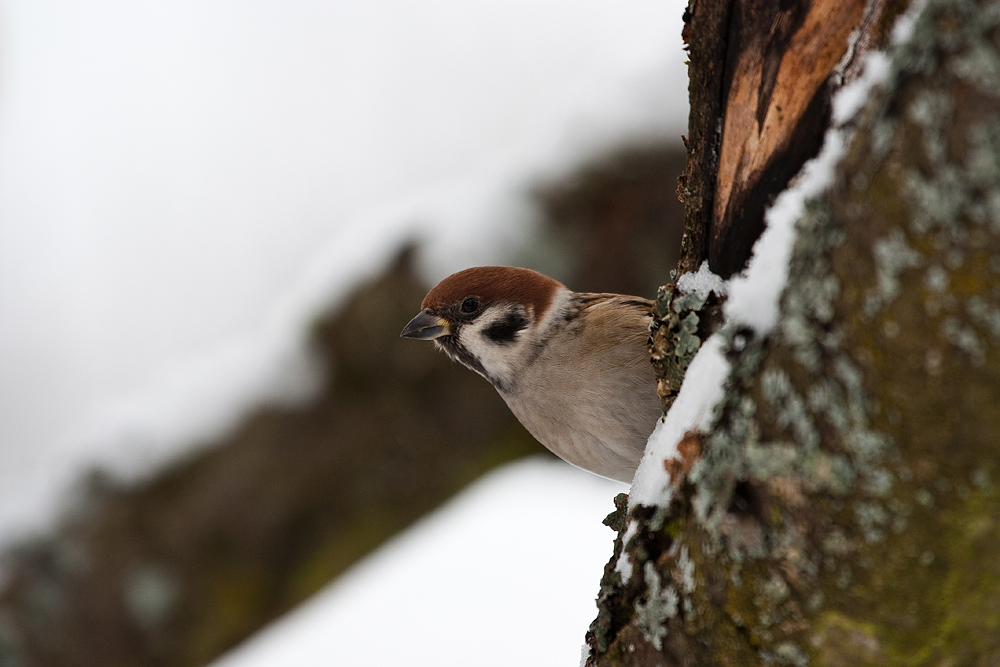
left=459, top=308, right=532, bottom=381
left=454, top=289, right=573, bottom=388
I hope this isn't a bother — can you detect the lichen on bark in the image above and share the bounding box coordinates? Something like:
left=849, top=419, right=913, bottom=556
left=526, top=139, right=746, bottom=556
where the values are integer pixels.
left=649, top=280, right=724, bottom=411
left=587, top=0, right=1000, bottom=664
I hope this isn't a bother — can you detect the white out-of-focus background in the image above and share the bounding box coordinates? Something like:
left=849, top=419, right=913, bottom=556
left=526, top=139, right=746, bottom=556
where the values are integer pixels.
left=0, top=2, right=688, bottom=665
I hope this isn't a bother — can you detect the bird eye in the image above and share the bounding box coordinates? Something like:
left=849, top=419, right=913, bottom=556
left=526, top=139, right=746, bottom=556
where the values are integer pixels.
left=460, top=297, right=480, bottom=313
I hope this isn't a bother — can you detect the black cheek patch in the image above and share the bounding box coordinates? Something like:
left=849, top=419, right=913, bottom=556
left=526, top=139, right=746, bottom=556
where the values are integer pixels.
left=484, top=312, right=528, bottom=344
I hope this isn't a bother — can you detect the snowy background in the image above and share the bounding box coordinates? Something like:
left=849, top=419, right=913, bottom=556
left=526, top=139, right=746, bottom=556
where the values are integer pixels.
left=0, top=1, right=687, bottom=663
left=210, top=459, right=627, bottom=667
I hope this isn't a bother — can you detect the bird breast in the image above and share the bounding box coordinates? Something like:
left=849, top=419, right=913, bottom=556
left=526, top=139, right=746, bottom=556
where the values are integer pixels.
left=498, top=296, right=661, bottom=483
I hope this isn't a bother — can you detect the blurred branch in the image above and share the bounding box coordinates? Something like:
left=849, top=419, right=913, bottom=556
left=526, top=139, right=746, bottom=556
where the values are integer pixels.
left=0, top=143, right=687, bottom=667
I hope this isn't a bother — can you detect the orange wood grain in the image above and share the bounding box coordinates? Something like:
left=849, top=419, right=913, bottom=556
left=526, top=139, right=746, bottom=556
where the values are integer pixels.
left=713, top=0, right=866, bottom=232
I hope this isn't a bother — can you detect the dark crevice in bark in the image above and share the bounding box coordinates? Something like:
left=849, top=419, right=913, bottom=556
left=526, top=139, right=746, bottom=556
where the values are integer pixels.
left=677, top=0, right=736, bottom=276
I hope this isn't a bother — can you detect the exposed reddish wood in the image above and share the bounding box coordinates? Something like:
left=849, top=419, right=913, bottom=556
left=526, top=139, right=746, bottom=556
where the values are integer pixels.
left=663, top=430, right=703, bottom=484
left=679, top=0, right=899, bottom=279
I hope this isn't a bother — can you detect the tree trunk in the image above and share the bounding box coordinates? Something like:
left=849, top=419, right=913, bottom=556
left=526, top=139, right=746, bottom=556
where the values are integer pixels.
left=587, top=0, right=1000, bottom=664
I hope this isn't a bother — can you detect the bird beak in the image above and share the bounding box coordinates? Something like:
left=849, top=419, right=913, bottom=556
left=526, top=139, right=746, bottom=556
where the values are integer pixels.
left=400, top=309, right=451, bottom=340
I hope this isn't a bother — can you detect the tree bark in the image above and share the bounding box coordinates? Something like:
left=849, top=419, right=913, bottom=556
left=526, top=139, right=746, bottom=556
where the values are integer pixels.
left=588, top=0, right=1000, bottom=664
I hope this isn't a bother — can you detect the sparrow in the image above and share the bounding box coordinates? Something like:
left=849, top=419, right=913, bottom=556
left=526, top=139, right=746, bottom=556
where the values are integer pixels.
left=400, top=266, right=661, bottom=483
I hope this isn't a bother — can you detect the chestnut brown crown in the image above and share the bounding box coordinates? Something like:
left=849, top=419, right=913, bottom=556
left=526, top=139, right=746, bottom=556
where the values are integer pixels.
left=420, top=266, right=564, bottom=319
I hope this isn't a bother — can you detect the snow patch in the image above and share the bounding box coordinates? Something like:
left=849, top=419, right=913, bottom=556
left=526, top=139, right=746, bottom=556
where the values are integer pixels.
left=726, top=24, right=902, bottom=334
left=629, top=334, right=730, bottom=508
left=723, top=132, right=848, bottom=333
left=208, top=459, right=624, bottom=667
left=834, top=0, right=924, bottom=127
left=676, top=260, right=728, bottom=298
left=614, top=520, right=639, bottom=581
left=831, top=52, right=891, bottom=125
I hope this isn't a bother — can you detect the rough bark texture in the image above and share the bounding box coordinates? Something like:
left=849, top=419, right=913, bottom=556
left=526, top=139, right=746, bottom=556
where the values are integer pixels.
left=588, top=0, right=1000, bottom=664
left=661, top=0, right=904, bottom=414
left=676, top=0, right=733, bottom=277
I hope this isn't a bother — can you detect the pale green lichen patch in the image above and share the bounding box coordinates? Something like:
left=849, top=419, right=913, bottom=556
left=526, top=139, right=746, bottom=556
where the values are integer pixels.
left=649, top=275, right=725, bottom=412
left=966, top=294, right=1000, bottom=338
left=761, top=369, right=821, bottom=450
left=634, top=562, right=678, bottom=651
left=864, top=230, right=923, bottom=316
left=813, top=612, right=887, bottom=667
left=676, top=545, right=695, bottom=596
left=772, top=641, right=810, bottom=667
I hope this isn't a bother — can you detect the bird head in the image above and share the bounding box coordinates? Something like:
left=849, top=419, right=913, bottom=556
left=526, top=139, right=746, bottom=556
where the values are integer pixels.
left=400, top=266, right=568, bottom=391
